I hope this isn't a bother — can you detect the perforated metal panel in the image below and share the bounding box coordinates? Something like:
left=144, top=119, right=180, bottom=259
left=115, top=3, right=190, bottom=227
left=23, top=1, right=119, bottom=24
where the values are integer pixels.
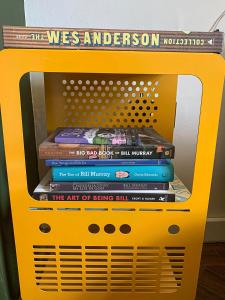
left=34, top=245, right=185, bottom=294
left=44, top=73, right=177, bottom=141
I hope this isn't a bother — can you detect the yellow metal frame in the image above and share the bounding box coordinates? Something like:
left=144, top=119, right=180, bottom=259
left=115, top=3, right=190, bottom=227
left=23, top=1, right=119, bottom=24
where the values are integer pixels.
left=0, top=49, right=224, bottom=300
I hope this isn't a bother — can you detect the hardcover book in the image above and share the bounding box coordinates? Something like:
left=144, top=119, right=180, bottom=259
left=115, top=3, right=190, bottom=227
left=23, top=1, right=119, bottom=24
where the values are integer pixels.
left=54, top=127, right=135, bottom=145
left=39, top=127, right=175, bottom=159
left=3, top=26, right=224, bottom=53
left=33, top=171, right=175, bottom=202
left=45, top=159, right=169, bottom=167
left=50, top=180, right=169, bottom=192
left=51, top=164, right=174, bottom=182
left=33, top=173, right=191, bottom=202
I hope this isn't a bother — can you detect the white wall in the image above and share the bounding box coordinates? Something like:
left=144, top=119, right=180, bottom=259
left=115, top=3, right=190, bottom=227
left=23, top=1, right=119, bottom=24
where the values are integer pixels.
left=24, top=0, right=225, bottom=240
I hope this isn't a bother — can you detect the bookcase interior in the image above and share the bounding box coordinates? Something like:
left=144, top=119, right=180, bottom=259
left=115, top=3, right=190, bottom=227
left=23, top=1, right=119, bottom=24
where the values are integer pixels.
left=19, top=72, right=201, bottom=202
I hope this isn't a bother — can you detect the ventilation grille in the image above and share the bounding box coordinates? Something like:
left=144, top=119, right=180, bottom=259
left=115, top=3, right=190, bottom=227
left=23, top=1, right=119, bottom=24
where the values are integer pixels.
left=60, top=78, right=159, bottom=127
left=34, top=245, right=185, bottom=293
left=45, top=73, right=177, bottom=141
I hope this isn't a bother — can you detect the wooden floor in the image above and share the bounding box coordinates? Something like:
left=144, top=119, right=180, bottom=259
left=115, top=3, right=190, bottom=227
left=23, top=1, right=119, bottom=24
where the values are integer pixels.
left=196, top=243, right=225, bottom=300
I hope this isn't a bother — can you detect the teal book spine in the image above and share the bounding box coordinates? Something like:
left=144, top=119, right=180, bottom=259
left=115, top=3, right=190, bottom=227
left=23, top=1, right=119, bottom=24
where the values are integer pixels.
left=52, top=163, right=174, bottom=182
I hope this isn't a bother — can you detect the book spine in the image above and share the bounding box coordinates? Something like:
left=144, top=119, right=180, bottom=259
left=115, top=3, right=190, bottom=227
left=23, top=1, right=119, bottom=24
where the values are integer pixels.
left=45, top=159, right=169, bottom=166
left=3, top=26, right=224, bottom=53
left=51, top=164, right=174, bottom=182
left=33, top=192, right=175, bottom=202
left=50, top=181, right=169, bottom=192
left=39, top=145, right=174, bottom=159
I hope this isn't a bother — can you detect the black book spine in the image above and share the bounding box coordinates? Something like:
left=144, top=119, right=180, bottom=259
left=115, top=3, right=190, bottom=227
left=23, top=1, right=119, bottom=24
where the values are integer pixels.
left=50, top=181, right=169, bottom=192
left=33, top=192, right=175, bottom=202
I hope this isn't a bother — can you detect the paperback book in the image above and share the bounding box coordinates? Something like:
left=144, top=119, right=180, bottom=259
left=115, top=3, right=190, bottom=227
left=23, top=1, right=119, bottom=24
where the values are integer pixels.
left=39, top=127, right=175, bottom=159
left=51, top=164, right=174, bottom=182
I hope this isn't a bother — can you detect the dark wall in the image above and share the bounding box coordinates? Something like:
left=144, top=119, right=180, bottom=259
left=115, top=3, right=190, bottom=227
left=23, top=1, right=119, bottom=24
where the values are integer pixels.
left=0, top=0, right=26, bottom=299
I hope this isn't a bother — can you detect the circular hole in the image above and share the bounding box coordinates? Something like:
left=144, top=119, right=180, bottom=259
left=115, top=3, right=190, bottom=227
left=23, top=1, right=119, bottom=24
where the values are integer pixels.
left=86, top=80, right=90, bottom=85
left=120, top=224, right=131, bottom=234
left=117, top=81, right=121, bottom=85
left=146, top=106, right=150, bottom=110
left=93, top=80, right=98, bottom=85
left=74, top=86, right=79, bottom=91
left=131, top=119, right=135, bottom=123
left=143, top=99, right=147, bottom=104
left=88, top=224, right=100, bottom=234
left=62, top=80, right=67, bottom=85
left=142, top=112, right=146, bottom=116
left=132, top=93, right=136, bottom=98
left=127, top=112, right=131, bottom=116
left=135, top=112, right=139, bottom=116
left=147, top=81, right=152, bottom=86
left=146, top=119, right=150, bottom=123
left=155, top=93, right=159, bottom=98
left=70, top=92, right=75, bottom=97
left=168, top=225, right=180, bottom=235
left=104, top=224, right=116, bottom=234
left=101, top=92, right=106, bottom=97
left=140, top=81, right=144, bottom=86
left=90, top=86, right=94, bottom=91
left=124, top=81, right=129, bottom=86
left=78, top=80, right=82, bottom=85
left=105, top=86, right=110, bottom=91
left=132, top=81, right=136, bottom=86
left=139, top=106, right=143, bottom=110
left=138, top=119, right=142, bottom=123
left=153, top=119, right=157, bottom=123
left=70, top=80, right=74, bottom=85
left=82, top=86, right=87, bottom=91
left=78, top=92, right=83, bottom=97
left=135, top=100, right=139, bottom=104
left=101, top=80, right=106, bottom=85
left=155, top=81, right=159, bottom=86
left=143, top=87, right=148, bottom=92
left=97, top=86, right=102, bottom=91
left=131, top=106, right=135, bottom=110
left=86, top=92, right=91, bottom=97
left=128, top=87, right=132, bottom=92
left=136, top=87, right=140, bottom=92
left=62, top=92, right=67, bottom=97
left=113, top=87, right=117, bottom=91
left=151, top=100, right=154, bottom=104
left=39, top=223, right=51, bottom=233
left=120, top=86, right=125, bottom=92
left=154, top=106, right=158, bottom=110
left=109, top=80, right=113, bottom=85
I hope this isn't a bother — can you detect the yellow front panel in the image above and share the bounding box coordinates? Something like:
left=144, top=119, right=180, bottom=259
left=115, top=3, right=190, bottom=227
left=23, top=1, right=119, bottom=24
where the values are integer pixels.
left=0, top=49, right=224, bottom=300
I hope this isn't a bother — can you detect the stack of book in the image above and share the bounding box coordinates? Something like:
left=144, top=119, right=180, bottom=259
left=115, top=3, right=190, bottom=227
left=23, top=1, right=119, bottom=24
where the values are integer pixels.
left=34, top=127, right=182, bottom=202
